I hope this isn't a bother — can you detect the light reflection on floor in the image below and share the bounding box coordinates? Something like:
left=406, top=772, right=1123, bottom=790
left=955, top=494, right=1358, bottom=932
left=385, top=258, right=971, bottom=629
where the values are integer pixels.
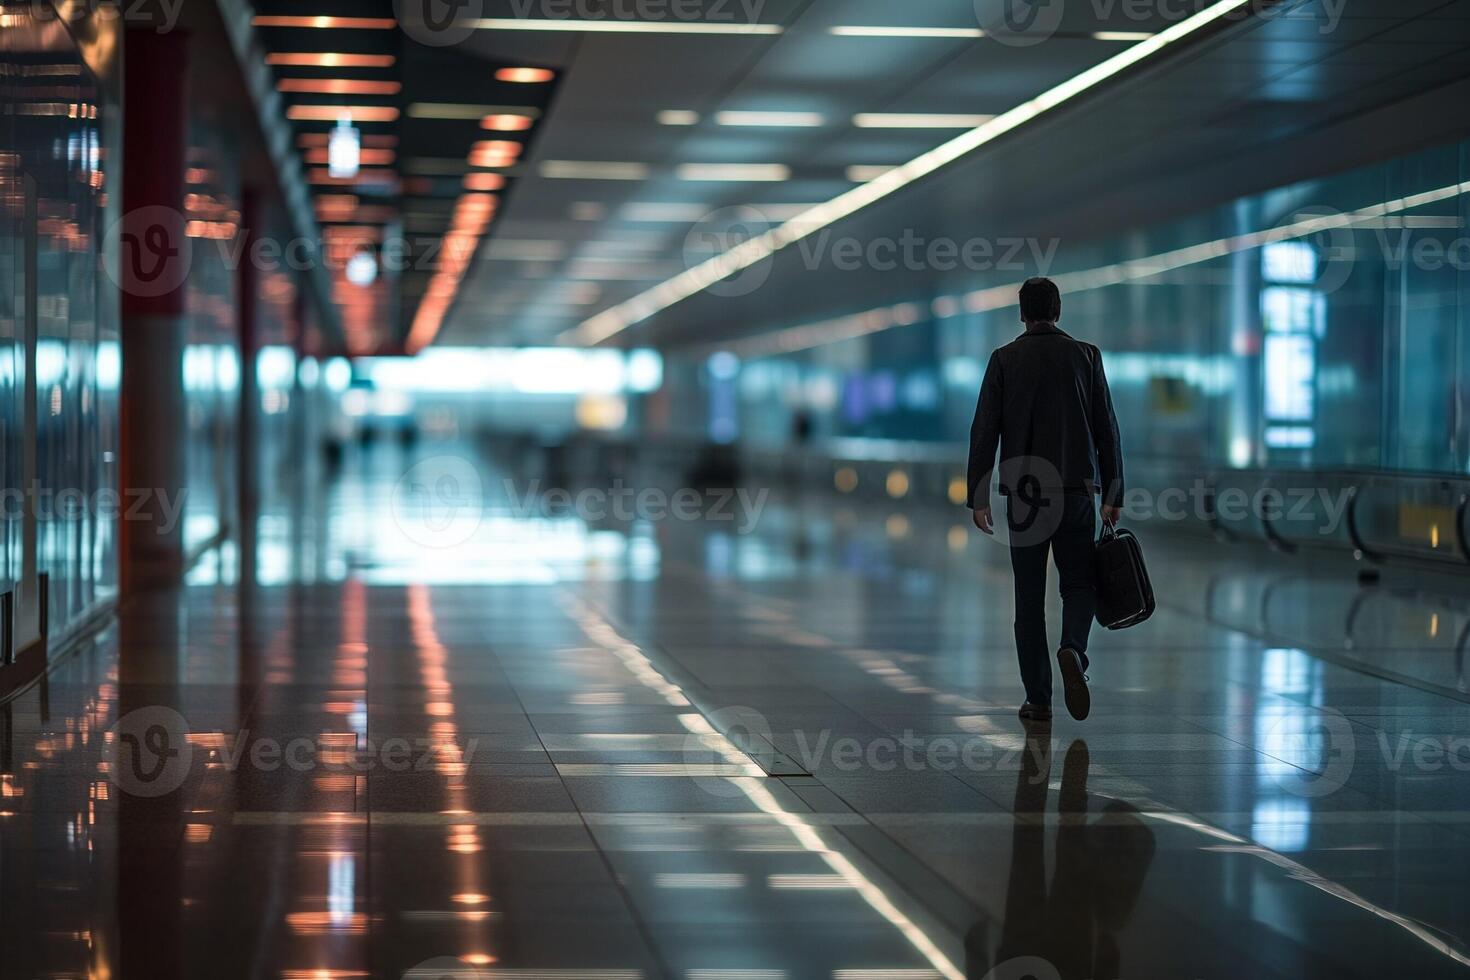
left=8, top=444, right=1470, bottom=978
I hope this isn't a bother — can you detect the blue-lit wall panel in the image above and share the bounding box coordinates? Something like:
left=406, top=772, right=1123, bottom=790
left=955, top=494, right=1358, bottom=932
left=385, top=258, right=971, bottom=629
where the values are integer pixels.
left=660, top=132, right=1470, bottom=480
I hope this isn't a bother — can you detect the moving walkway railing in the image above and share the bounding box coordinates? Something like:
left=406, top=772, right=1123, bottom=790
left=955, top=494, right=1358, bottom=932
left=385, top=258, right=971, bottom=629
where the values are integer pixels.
left=545, top=433, right=1470, bottom=573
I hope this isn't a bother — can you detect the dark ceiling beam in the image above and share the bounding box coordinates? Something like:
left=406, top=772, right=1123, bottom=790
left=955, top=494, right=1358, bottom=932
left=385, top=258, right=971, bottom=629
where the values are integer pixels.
left=211, top=0, right=346, bottom=352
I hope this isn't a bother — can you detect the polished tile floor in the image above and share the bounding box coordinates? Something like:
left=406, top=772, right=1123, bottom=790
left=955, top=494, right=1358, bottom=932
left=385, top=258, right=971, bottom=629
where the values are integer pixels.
left=6, top=447, right=1470, bottom=978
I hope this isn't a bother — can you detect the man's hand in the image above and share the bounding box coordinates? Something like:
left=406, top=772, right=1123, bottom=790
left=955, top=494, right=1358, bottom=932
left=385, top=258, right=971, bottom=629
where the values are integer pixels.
left=972, top=506, right=994, bottom=535
left=1101, top=504, right=1122, bottom=526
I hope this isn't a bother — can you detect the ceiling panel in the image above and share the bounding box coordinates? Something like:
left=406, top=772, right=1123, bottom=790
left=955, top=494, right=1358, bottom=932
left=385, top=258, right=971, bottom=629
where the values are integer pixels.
left=435, top=0, right=1470, bottom=349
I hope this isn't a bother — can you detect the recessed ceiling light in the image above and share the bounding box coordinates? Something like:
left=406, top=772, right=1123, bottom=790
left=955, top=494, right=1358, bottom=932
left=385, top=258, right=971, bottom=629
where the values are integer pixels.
left=541, top=161, right=651, bottom=180
left=473, top=18, right=782, bottom=35
left=265, top=53, right=395, bottom=68
left=481, top=114, right=534, bottom=131
left=564, top=0, right=1256, bottom=346
left=408, top=103, right=542, bottom=120
left=496, top=67, right=556, bottom=83
left=676, top=163, right=789, bottom=182
left=277, top=78, right=401, bottom=96
left=853, top=113, right=995, bottom=128
left=286, top=105, right=399, bottom=122
left=657, top=110, right=700, bottom=126
left=714, top=111, right=824, bottom=127
left=829, top=25, right=984, bottom=38
left=1092, top=31, right=1155, bottom=40
left=845, top=165, right=892, bottom=182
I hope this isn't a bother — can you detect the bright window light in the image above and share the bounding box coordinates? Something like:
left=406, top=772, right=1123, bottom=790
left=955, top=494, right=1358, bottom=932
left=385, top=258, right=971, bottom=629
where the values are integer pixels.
left=1262, top=241, right=1317, bottom=283
left=257, top=346, right=297, bottom=390
left=1263, top=334, right=1315, bottom=422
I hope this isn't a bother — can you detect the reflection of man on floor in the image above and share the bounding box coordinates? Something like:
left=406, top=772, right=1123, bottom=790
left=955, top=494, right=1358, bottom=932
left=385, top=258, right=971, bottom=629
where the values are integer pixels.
left=965, top=734, right=1156, bottom=979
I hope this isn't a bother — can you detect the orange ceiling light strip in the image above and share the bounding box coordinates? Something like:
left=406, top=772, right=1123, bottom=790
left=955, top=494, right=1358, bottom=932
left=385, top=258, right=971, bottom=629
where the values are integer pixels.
left=299, top=133, right=397, bottom=148
left=467, top=140, right=522, bottom=168
left=266, top=52, right=396, bottom=68
left=304, top=147, right=396, bottom=165
left=278, top=78, right=402, bottom=95
left=406, top=193, right=498, bottom=353
left=495, top=67, right=555, bottom=83
left=481, top=114, right=533, bottom=132
left=307, top=168, right=398, bottom=186
left=287, top=105, right=399, bottom=122
left=253, top=15, right=396, bottom=29
left=463, top=172, right=505, bottom=191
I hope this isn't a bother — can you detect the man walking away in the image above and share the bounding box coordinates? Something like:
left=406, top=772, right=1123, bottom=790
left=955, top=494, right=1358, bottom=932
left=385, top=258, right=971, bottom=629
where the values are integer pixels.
left=966, top=277, right=1124, bottom=722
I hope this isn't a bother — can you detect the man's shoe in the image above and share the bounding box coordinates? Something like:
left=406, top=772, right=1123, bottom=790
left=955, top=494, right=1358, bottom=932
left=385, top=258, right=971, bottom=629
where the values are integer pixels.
left=1018, top=701, right=1053, bottom=721
left=1057, top=648, right=1090, bottom=720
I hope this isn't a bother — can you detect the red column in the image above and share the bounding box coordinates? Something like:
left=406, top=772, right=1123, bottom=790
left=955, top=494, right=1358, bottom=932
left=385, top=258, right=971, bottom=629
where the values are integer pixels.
left=118, top=29, right=190, bottom=592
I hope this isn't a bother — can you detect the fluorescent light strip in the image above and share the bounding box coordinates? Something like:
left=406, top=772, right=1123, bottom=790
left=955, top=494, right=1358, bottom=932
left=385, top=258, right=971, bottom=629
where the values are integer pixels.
left=853, top=113, right=994, bottom=129
left=542, top=161, right=651, bottom=180
left=846, top=165, right=893, bottom=183
left=620, top=202, right=818, bottom=221
left=409, top=103, right=542, bottom=120
left=830, top=26, right=984, bottom=38
left=473, top=18, right=782, bottom=34
left=726, top=180, right=1470, bottom=357
left=676, top=164, right=790, bottom=182
left=657, top=110, right=700, bottom=126
left=1093, top=30, right=1156, bottom=40
left=715, top=111, right=825, bottom=127
left=562, top=0, right=1254, bottom=346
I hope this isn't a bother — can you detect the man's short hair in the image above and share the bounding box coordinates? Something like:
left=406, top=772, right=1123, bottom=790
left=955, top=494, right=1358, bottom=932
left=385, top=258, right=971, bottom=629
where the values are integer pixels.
left=1019, top=277, right=1061, bottom=322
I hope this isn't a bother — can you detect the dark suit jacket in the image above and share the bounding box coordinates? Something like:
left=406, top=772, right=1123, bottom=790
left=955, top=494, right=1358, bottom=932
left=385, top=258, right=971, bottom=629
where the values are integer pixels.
left=965, top=323, right=1124, bottom=510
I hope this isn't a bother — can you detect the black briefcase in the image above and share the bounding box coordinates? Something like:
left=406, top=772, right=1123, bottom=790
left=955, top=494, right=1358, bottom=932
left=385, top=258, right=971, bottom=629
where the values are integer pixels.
left=1094, top=522, right=1155, bottom=630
